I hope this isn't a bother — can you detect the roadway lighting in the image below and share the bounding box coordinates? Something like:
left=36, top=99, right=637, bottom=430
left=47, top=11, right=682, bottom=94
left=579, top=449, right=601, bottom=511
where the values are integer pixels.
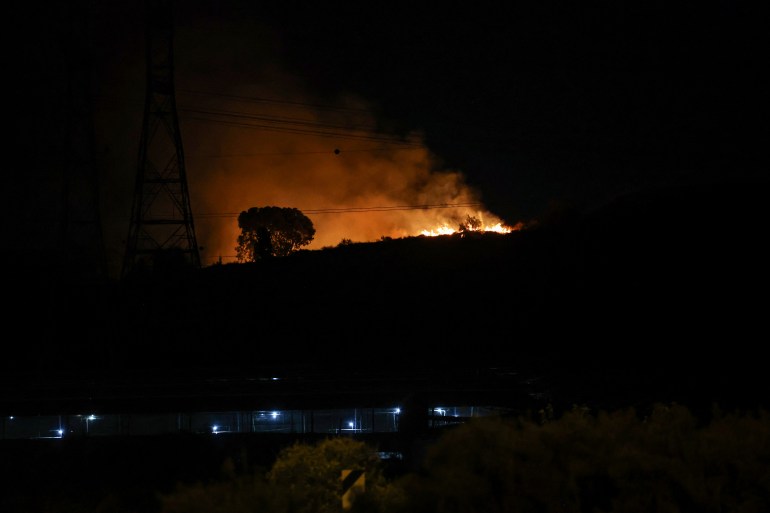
left=84, top=414, right=98, bottom=433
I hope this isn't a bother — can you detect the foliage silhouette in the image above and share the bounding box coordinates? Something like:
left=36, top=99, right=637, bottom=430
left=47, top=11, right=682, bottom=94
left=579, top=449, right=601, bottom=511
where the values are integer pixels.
left=236, top=206, right=315, bottom=262
left=397, top=404, right=770, bottom=513
left=157, top=403, right=770, bottom=513
left=160, top=437, right=404, bottom=513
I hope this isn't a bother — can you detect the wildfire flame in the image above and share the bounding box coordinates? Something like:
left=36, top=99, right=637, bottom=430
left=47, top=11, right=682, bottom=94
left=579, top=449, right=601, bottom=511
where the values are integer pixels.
left=420, top=220, right=521, bottom=237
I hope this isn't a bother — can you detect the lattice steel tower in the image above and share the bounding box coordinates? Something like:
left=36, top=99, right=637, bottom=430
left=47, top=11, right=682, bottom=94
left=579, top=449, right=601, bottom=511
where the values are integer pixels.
left=122, top=0, right=200, bottom=278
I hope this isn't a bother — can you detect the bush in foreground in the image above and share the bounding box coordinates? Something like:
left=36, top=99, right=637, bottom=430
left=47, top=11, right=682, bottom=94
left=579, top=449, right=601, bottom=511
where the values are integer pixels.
left=160, top=403, right=770, bottom=513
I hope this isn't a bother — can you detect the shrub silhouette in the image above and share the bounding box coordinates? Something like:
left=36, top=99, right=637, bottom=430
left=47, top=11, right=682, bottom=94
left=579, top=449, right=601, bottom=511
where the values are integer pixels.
left=159, top=404, right=770, bottom=513
left=395, top=403, right=770, bottom=513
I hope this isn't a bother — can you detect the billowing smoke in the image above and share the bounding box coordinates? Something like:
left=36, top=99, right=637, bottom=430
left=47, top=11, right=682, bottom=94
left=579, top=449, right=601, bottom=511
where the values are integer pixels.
left=181, top=90, right=510, bottom=264
left=94, top=8, right=513, bottom=270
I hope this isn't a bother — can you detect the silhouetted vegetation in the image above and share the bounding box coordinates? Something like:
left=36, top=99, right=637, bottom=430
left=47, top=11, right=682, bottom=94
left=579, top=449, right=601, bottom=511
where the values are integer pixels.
left=3, top=180, right=769, bottom=419
left=12, top=403, right=753, bottom=513
left=236, top=206, right=316, bottom=261
left=157, top=405, right=768, bottom=513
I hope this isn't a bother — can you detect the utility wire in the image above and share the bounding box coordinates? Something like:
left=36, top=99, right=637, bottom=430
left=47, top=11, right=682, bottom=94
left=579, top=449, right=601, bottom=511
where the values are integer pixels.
left=195, top=202, right=486, bottom=218
left=100, top=202, right=488, bottom=222
left=96, top=91, right=423, bottom=148
left=177, top=88, right=374, bottom=114
left=185, top=146, right=422, bottom=158
left=187, top=117, right=422, bottom=146
left=180, top=106, right=382, bottom=133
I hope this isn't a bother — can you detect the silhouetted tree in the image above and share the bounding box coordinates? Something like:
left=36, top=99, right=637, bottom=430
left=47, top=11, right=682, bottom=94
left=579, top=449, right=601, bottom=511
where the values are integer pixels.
left=159, top=437, right=404, bottom=513
left=236, top=206, right=315, bottom=262
left=268, top=437, right=400, bottom=513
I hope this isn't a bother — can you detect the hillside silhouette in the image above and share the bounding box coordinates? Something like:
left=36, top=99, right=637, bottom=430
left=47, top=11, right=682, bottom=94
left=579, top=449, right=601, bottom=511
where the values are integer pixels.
left=3, top=178, right=768, bottom=417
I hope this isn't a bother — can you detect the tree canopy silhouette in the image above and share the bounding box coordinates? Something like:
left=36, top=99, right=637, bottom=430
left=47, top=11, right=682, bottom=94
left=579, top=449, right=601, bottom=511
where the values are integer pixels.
left=236, top=206, right=316, bottom=261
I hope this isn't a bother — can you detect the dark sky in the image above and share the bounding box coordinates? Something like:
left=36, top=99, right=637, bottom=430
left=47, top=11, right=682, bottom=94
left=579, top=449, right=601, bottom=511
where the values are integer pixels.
left=247, top=1, right=765, bottom=199
left=6, top=1, right=766, bottom=275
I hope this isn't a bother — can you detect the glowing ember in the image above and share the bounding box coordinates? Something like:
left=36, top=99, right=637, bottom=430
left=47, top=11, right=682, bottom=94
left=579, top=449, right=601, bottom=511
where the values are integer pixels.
left=420, top=225, right=457, bottom=236
left=420, top=220, right=518, bottom=237
left=418, top=213, right=521, bottom=237
left=485, top=223, right=514, bottom=233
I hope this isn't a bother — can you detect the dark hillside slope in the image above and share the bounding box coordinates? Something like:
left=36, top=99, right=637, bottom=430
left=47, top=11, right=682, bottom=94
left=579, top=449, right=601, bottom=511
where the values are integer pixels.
left=115, top=230, right=555, bottom=372
left=538, top=179, right=769, bottom=413
left=109, top=178, right=770, bottom=411
left=3, top=179, right=768, bottom=415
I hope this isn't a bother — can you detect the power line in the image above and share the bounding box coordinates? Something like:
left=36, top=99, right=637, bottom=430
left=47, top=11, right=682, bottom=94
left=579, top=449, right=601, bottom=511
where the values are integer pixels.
left=174, top=88, right=532, bottom=147
left=96, top=90, right=424, bottom=148
left=177, top=89, right=421, bottom=145
left=187, top=116, right=423, bottom=146
left=101, top=202, right=489, bottom=223
left=185, top=146, right=423, bottom=158
left=195, top=202, right=486, bottom=218
left=180, top=106, right=382, bottom=133
left=177, top=88, right=374, bottom=114
left=176, top=94, right=422, bottom=146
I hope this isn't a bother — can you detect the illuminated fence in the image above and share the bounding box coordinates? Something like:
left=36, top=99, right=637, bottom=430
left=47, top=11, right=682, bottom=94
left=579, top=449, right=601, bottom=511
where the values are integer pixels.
left=1, top=406, right=499, bottom=439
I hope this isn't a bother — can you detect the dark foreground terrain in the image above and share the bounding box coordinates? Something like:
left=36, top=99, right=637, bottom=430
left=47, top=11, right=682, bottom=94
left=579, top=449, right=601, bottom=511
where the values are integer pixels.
left=1, top=178, right=769, bottom=513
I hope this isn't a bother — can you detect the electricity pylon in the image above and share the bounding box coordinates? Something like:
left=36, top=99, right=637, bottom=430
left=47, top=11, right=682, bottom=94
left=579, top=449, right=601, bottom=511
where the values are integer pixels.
left=122, top=0, right=200, bottom=279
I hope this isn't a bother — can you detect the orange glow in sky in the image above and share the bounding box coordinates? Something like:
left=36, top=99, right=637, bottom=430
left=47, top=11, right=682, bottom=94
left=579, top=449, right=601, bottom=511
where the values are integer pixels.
left=89, top=21, right=523, bottom=272
left=180, top=90, right=518, bottom=265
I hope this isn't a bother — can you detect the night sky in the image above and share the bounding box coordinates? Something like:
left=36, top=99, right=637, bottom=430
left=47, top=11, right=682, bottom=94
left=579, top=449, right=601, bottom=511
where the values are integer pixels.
left=5, top=1, right=766, bottom=277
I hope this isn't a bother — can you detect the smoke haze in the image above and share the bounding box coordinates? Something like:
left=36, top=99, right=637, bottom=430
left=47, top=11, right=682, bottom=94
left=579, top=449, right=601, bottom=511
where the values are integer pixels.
left=183, top=94, right=510, bottom=264
left=94, top=10, right=514, bottom=270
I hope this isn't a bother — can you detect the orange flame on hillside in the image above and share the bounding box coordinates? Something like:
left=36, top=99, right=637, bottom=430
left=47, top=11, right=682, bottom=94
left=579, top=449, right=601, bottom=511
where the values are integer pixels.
left=420, top=219, right=523, bottom=237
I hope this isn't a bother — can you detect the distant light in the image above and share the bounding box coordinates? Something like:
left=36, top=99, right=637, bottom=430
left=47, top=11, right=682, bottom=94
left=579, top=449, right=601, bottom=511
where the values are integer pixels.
left=348, top=421, right=354, bottom=428
left=87, top=415, right=96, bottom=421
left=8, top=416, right=13, bottom=420
left=271, top=411, right=279, bottom=419
left=271, top=377, right=279, bottom=381
left=393, top=408, right=400, bottom=415
left=212, top=425, right=219, bottom=433
left=57, top=429, right=63, bottom=436
left=377, top=451, right=403, bottom=460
